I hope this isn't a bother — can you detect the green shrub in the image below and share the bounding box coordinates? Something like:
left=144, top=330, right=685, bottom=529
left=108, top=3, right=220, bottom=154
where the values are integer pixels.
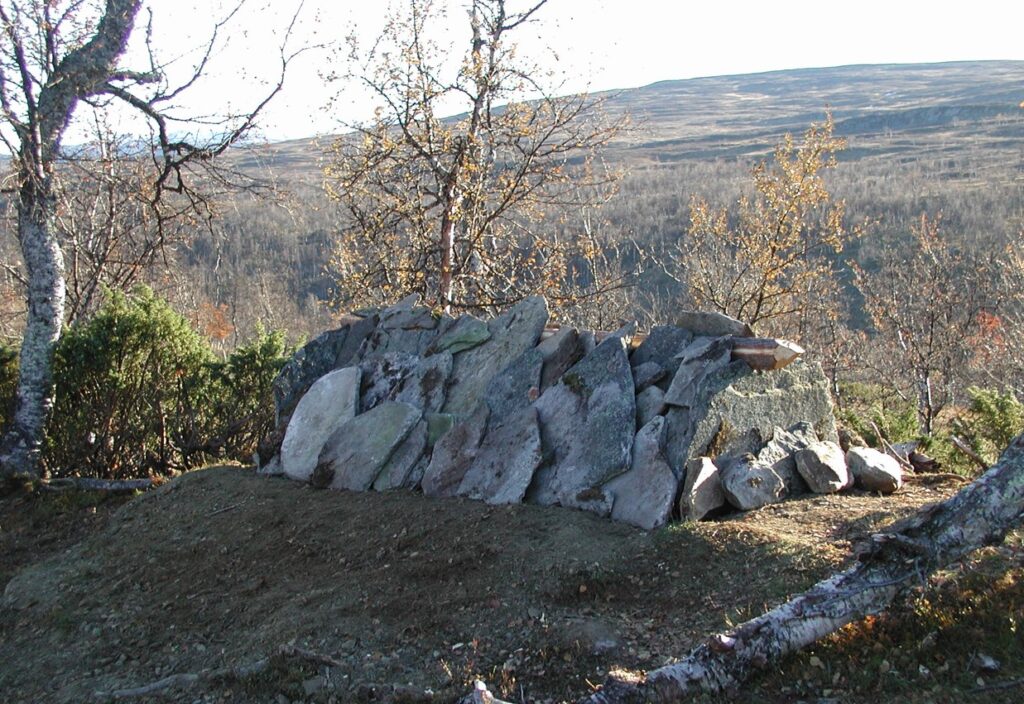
left=0, top=341, right=17, bottom=429
left=48, top=286, right=215, bottom=478
left=837, top=381, right=919, bottom=446
left=959, top=387, right=1024, bottom=465
left=179, top=328, right=289, bottom=465
left=46, top=287, right=290, bottom=479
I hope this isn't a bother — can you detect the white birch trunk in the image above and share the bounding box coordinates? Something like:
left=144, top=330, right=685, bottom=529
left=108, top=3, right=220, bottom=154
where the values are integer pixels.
left=0, top=197, right=65, bottom=478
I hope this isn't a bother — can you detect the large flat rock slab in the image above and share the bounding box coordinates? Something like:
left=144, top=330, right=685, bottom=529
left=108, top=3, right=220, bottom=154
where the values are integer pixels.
left=458, top=407, right=543, bottom=505
left=442, top=297, right=548, bottom=417
left=604, top=416, right=678, bottom=530
left=312, top=402, right=422, bottom=491
left=422, top=405, right=491, bottom=498
left=280, top=366, right=361, bottom=482
left=527, top=334, right=636, bottom=513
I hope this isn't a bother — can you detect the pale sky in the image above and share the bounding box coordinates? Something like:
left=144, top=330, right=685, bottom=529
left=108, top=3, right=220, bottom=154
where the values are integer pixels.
left=123, top=0, right=1023, bottom=142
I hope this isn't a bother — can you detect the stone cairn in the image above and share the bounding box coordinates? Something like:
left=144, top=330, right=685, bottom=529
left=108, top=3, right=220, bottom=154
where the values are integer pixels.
left=257, top=295, right=903, bottom=529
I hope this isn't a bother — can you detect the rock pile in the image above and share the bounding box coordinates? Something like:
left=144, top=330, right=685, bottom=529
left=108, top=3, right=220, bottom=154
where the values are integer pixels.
left=258, top=295, right=902, bottom=529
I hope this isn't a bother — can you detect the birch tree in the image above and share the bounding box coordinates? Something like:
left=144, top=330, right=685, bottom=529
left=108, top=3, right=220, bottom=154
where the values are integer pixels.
left=0, top=0, right=298, bottom=480
left=324, top=0, right=625, bottom=315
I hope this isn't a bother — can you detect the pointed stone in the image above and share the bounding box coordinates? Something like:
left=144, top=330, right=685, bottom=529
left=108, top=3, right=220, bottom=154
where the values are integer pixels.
left=604, top=416, right=678, bottom=530
left=373, top=420, right=428, bottom=491
left=443, top=297, right=549, bottom=417
left=731, top=337, right=805, bottom=371
left=527, top=333, right=635, bottom=514
left=280, top=367, right=361, bottom=482
left=485, top=349, right=544, bottom=422
left=680, top=457, right=726, bottom=522
left=312, top=401, right=422, bottom=491
left=536, top=326, right=585, bottom=391
left=458, top=406, right=543, bottom=505
left=422, top=404, right=490, bottom=497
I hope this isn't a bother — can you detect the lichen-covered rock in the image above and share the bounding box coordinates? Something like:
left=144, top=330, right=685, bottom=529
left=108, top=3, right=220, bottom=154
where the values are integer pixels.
left=390, top=352, right=453, bottom=413
left=429, top=314, right=491, bottom=355
left=604, top=416, right=678, bottom=530
left=484, top=349, right=544, bottom=423
left=635, top=385, right=666, bottom=429
left=527, top=334, right=635, bottom=513
left=752, top=423, right=819, bottom=496
left=664, top=337, right=733, bottom=409
left=443, top=297, right=548, bottom=417
left=312, top=401, right=422, bottom=491
left=358, top=294, right=442, bottom=359
left=271, top=317, right=374, bottom=426
left=667, top=359, right=838, bottom=478
left=458, top=406, right=543, bottom=505
left=359, top=353, right=420, bottom=413
left=373, top=420, right=428, bottom=491
left=674, top=310, right=754, bottom=338
left=632, top=361, right=666, bottom=392
left=795, top=441, right=850, bottom=494
left=680, top=457, right=726, bottom=522
left=720, top=454, right=786, bottom=510
left=629, top=325, right=693, bottom=386
left=847, top=446, right=903, bottom=494
left=422, top=404, right=490, bottom=497
left=280, top=367, right=361, bottom=482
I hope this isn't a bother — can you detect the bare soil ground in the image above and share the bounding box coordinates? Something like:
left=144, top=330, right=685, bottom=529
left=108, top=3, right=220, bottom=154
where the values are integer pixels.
left=1, top=467, right=1021, bottom=704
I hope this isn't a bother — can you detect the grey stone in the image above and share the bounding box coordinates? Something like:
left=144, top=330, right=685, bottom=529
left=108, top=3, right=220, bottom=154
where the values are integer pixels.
left=630, top=326, right=694, bottom=386
left=424, top=412, right=456, bottom=446
left=280, top=367, right=361, bottom=482
left=579, top=330, right=597, bottom=355
left=312, top=402, right=422, bottom=491
left=635, top=385, right=666, bottom=429
left=847, top=447, right=903, bottom=494
left=373, top=420, right=428, bottom=491
left=271, top=316, right=375, bottom=426
left=680, top=457, right=726, bottom=522
left=536, top=326, right=585, bottom=390
left=527, top=334, right=635, bottom=514
left=422, top=404, right=490, bottom=497
left=443, top=297, right=549, bottom=417
left=358, top=295, right=441, bottom=358
left=664, top=337, right=733, bottom=409
left=485, top=348, right=544, bottom=422
left=720, top=454, right=786, bottom=511
left=458, top=406, right=543, bottom=505
left=359, top=352, right=420, bottom=413
left=752, top=422, right=819, bottom=496
left=668, top=359, right=839, bottom=478
left=390, top=351, right=453, bottom=413
left=632, top=361, right=666, bottom=392
left=795, top=441, right=850, bottom=494
left=604, top=416, right=678, bottom=530
left=675, top=310, right=754, bottom=338
left=429, top=315, right=491, bottom=355
left=256, top=452, right=284, bottom=476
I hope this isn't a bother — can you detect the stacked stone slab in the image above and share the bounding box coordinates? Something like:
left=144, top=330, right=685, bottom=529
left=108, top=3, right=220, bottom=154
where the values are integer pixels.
left=259, top=295, right=894, bottom=530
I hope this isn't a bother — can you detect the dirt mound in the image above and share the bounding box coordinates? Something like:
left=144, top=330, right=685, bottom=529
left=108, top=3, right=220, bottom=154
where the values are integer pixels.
left=0, top=467, right=965, bottom=703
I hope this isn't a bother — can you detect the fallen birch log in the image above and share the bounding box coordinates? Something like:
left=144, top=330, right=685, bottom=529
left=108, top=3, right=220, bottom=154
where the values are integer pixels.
left=471, top=433, right=1024, bottom=704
